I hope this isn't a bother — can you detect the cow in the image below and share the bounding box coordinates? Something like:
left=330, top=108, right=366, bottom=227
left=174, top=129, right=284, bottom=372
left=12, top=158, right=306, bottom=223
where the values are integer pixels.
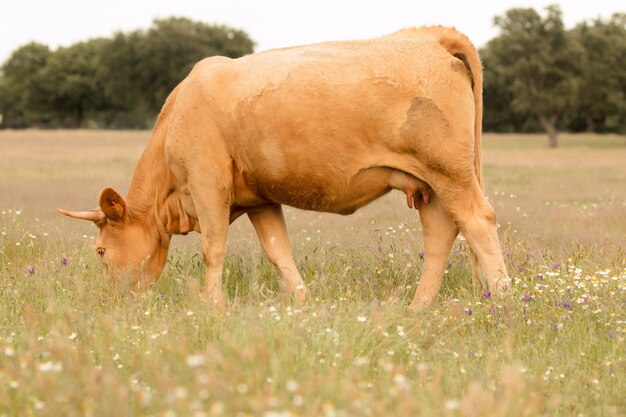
left=59, top=26, right=510, bottom=310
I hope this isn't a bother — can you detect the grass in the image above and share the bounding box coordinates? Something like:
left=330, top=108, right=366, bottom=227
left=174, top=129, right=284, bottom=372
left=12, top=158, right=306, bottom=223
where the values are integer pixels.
left=0, top=130, right=625, bottom=416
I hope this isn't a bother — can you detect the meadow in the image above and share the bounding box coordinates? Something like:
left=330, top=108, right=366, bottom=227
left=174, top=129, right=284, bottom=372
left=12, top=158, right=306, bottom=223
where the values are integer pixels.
left=0, top=130, right=624, bottom=417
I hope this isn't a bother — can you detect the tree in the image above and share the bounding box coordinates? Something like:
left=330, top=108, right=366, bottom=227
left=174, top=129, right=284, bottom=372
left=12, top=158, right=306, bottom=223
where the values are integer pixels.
left=0, top=42, right=50, bottom=127
left=35, top=39, right=111, bottom=128
left=571, top=14, right=626, bottom=133
left=133, top=17, right=255, bottom=115
left=483, top=5, right=583, bottom=147
left=481, top=46, right=525, bottom=132
left=96, top=31, right=151, bottom=127
left=1, top=17, right=255, bottom=129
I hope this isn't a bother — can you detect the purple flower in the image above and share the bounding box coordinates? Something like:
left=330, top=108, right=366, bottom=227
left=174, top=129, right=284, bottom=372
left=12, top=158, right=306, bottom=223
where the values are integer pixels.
left=61, top=257, right=68, bottom=266
left=465, top=306, right=472, bottom=316
left=418, top=252, right=424, bottom=260
left=560, top=300, right=573, bottom=310
left=553, top=323, right=559, bottom=330
left=27, top=267, right=35, bottom=275
left=483, top=291, right=491, bottom=299
left=526, top=252, right=533, bottom=258
left=521, top=294, right=535, bottom=302
left=553, top=263, right=560, bottom=271
left=608, top=332, right=617, bottom=339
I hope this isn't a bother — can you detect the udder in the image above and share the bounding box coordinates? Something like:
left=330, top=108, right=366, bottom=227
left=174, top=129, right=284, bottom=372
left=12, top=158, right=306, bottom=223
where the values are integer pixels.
left=337, top=166, right=432, bottom=214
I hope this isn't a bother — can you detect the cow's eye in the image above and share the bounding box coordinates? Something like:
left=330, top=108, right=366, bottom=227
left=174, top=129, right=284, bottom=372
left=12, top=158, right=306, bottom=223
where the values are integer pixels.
left=96, top=247, right=106, bottom=258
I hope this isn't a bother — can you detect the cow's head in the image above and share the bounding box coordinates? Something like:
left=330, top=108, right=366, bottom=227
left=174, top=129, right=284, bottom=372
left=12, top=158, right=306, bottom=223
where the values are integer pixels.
left=58, top=187, right=169, bottom=288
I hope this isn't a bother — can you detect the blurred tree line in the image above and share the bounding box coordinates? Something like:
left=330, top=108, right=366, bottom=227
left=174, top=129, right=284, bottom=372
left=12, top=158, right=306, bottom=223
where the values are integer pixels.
left=482, top=5, right=626, bottom=146
left=0, top=17, right=254, bottom=129
left=0, top=7, right=624, bottom=147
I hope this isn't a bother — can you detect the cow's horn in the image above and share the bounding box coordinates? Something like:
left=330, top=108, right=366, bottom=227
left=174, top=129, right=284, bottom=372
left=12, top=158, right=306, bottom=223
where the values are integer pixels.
left=57, top=208, right=105, bottom=222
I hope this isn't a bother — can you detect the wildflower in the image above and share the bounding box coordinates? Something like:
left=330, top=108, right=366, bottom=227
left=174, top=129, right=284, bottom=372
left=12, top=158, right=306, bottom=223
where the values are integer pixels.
left=393, top=374, right=407, bottom=387
left=27, top=267, right=35, bottom=275
left=521, top=294, right=535, bottom=302
left=38, top=361, right=63, bottom=372
left=418, top=252, right=424, bottom=260
left=263, top=412, right=292, bottom=417
left=286, top=380, right=299, bottom=392
left=186, top=354, right=206, bottom=368
left=553, top=263, right=560, bottom=270
left=483, top=291, right=491, bottom=299
left=445, top=400, right=460, bottom=410
left=356, top=315, right=367, bottom=323
left=465, top=306, right=472, bottom=316
left=561, top=300, right=573, bottom=310
left=61, top=258, right=68, bottom=266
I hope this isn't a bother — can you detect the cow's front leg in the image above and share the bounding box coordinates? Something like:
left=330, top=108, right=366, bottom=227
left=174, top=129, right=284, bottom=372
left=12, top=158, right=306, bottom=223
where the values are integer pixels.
left=410, top=194, right=458, bottom=310
left=248, top=204, right=307, bottom=302
left=189, top=172, right=232, bottom=312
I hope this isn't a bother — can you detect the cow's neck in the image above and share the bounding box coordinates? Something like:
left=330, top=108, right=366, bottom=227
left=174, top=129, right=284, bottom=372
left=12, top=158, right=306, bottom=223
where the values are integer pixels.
left=125, top=123, right=172, bottom=231
left=125, top=117, right=198, bottom=239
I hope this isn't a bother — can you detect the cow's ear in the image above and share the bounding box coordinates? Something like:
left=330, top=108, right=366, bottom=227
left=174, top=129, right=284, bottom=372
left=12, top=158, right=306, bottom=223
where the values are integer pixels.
left=99, top=187, right=127, bottom=221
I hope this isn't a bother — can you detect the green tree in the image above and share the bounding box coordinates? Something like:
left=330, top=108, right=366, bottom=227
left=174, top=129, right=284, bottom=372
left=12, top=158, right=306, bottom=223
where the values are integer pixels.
left=571, top=14, right=626, bottom=133
left=1, top=17, right=255, bottom=129
left=96, top=31, right=151, bottom=127
left=483, top=5, right=583, bottom=147
left=35, top=39, right=110, bottom=127
left=133, top=17, right=255, bottom=115
left=0, top=42, right=50, bottom=127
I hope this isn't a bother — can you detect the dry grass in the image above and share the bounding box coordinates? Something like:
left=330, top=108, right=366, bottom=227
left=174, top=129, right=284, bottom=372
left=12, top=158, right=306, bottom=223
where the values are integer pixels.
left=0, top=130, right=625, bottom=416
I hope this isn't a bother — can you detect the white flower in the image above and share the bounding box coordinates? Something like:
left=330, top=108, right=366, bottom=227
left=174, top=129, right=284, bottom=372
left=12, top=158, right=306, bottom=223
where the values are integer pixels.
left=263, top=411, right=292, bottom=417
left=186, top=354, right=206, bottom=368
left=38, top=361, right=63, bottom=372
left=286, top=380, right=299, bottom=392
left=445, top=400, right=460, bottom=410
left=356, top=315, right=367, bottom=323
left=353, top=357, right=370, bottom=367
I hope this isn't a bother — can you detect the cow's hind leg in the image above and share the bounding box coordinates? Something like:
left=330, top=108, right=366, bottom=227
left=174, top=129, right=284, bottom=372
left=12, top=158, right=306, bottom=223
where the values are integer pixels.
left=248, top=204, right=307, bottom=301
left=410, top=194, right=458, bottom=309
left=439, top=181, right=510, bottom=294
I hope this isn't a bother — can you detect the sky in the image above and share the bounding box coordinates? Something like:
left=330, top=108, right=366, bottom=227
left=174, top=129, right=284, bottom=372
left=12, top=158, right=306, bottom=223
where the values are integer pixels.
left=0, top=0, right=623, bottom=64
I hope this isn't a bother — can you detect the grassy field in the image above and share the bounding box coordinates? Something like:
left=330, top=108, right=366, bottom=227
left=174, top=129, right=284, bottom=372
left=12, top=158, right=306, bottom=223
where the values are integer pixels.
left=0, top=130, right=625, bottom=417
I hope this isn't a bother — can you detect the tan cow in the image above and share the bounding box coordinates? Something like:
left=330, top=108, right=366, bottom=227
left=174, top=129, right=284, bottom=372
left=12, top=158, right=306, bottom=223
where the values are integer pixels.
left=59, top=26, right=510, bottom=310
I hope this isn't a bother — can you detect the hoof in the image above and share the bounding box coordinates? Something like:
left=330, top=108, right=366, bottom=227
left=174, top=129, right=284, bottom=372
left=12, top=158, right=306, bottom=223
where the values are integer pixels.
left=202, top=288, right=226, bottom=313
left=284, top=283, right=308, bottom=304
left=409, top=296, right=435, bottom=311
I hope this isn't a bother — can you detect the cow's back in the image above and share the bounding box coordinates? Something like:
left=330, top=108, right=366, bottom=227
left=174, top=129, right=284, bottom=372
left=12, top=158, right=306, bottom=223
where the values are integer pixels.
left=171, top=28, right=477, bottom=212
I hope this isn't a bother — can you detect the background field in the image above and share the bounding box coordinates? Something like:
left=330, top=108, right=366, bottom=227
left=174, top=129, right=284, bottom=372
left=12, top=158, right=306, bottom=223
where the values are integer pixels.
left=0, top=130, right=625, bottom=416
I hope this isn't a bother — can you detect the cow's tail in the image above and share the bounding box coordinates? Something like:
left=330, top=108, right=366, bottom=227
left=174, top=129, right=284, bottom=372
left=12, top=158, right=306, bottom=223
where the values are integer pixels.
left=433, top=27, right=485, bottom=289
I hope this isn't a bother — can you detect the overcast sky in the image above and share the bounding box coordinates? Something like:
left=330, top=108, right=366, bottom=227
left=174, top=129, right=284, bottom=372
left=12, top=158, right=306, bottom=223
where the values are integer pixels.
left=0, top=0, right=623, bottom=63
